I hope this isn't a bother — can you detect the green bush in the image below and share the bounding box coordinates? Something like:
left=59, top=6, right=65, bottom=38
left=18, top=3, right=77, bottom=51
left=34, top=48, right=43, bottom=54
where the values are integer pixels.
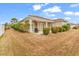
left=18, top=22, right=29, bottom=32
left=5, top=23, right=10, bottom=30
left=43, top=28, right=50, bottom=35
left=51, top=27, right=59, bottom=33
left=58, top=27, right=63, bottom=32
left=11, top=23, right=20, bottom=30
left=11, top=22, right=29, bottom=32
left=62, top=24, right=70, bottom=31
left=51, top=24, right=70, bottom=33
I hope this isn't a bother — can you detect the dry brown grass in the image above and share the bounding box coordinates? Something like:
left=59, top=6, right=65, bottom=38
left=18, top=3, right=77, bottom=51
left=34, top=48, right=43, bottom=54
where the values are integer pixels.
left=0, top=29, right=79, bottom=56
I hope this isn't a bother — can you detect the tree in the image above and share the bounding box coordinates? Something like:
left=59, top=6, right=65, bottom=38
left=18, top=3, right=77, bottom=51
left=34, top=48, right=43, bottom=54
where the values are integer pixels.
left=11, top=18, right=18, bottom=24
left=5, top=22, right=10, bottom=30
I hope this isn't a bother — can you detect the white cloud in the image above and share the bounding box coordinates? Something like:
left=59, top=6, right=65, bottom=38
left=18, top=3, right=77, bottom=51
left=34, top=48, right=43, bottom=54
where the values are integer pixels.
left=70, top=4, right=79, bottom=7
left=45, top=12, right=56, bottom=18
left=75, top=12, right=79, bottom=16
left=64, top=11, right=73, bottom=15
left=64, top=17, right=71, bottom=20
left=32, top=3, right=49, bottom=11
left=43, top=6, right=62, bottom=13
left=53, top=18, right=58, bottom=19
left=45, top=12, right=55, bottom=16
left=64, top=11, right=79, bottom=16
left=50, top=14, right=55, bottom=16
left=33, top=4, right=42, bottom=11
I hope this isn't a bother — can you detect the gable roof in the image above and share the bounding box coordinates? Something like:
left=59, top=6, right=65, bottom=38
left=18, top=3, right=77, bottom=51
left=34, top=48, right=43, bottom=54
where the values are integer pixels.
left=53, top=19, right=67, bottom=22
left=21, top=15, right=67, bottom=23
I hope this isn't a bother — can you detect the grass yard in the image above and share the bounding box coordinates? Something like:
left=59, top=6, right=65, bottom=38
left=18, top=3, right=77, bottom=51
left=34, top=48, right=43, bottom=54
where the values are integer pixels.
left=0, top=29, right=79, bottom=56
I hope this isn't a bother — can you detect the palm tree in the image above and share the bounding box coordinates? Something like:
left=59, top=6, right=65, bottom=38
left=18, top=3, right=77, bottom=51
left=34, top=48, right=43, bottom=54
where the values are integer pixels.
left=11, top=18, right=18, bottom=24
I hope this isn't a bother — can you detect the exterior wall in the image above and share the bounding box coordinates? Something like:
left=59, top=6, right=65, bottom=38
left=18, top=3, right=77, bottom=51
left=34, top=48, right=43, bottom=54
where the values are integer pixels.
left=52, top=22, right=67, bottom=27
left=28, top=19, right=67, bottom=33
left=70, top=25, right=75, bottom=29
left=31, top=22, right=46, bottom=32
left=0, top=25, right=4, bottom=36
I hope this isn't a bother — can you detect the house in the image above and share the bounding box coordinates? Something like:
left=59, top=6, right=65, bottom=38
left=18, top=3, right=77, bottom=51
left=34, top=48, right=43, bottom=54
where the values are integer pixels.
left=21, top=15, right=68, bottom=33
left=0, top=24, right=4, bottom=36
left=69, top=23, right=76, bottom=28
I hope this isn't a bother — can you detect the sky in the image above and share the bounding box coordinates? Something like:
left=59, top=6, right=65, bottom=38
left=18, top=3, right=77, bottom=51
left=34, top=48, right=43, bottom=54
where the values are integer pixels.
left=0, top=3, right=79, bottom=24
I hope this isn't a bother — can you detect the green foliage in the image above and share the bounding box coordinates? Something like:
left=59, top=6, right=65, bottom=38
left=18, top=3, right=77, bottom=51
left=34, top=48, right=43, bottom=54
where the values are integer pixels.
left=51, top=27, right=59, bottom=33
left=5, top=23, right=10, bottom=30
left=57, top=27, right=63, bottom=32
left=62, top=24, right=70, bottom=31
left=11, top=18, right=18, bottom=24
left=11, top=23, right=20, bottom=30
left=51, top=24, right=70, bottom=33
left=43, top=28, right=50, bottom=35
left=11, top=22, right=29, bottom=32
left=18, top=22, right=29, bottom=32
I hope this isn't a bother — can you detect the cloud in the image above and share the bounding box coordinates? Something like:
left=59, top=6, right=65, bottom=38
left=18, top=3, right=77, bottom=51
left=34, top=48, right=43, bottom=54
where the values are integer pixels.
left=70, top=4, right=79, bottom=7
left=75, top=12, right=79, bottom=16
left=64, top=11, right=79, bottom=16
left=50, top=14, right=55, bottom=16
left=53, top=18, right=58, bottom=19
left=64, top=11, right=73, bottom=15
left=43, top=6, right=62, bottom=13
left=64, top=17, right=71, bottom=20
left=32, top=4, right=42, bottom=11
left=45, top=12, right=55, bottom=16
left=32, top=3, right=49, bottom=11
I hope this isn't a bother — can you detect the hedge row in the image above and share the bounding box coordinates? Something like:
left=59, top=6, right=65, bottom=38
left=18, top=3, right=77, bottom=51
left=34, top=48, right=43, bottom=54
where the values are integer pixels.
left=43, top=24, right=70, bottom=35
left=11, top=22, right=29, bottom=32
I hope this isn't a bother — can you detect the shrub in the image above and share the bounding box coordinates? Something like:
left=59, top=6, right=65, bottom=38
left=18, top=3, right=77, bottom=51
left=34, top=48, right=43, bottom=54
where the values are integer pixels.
left=18, top=22, right=29, bottom=32
left=51, top=24, right=70, bottom=33
left=5, top=23, right=10, bottom=30
left=58, top=27, right=63, bottom=32
left=62, top=27, right=66, bottom=32
left=11, top=23, right=20, bottom=30
left=73, top=26, right=78, bottom=29
left=67, top=24, right=70, bottom=30
left=11, top=22, right=29, bottom=32
left=43, top=28, right=50, bottom=35
left=51, top=27, right=59, bottom=33
left=62, top=24, right=70, bottom=31
left=73, top=25, right=79, bottom=29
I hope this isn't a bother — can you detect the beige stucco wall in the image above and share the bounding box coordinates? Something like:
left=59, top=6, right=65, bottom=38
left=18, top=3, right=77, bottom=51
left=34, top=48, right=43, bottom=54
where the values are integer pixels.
left=0, top=25, right=4, bottom=36
left=52, top=22, right=67, bottom=27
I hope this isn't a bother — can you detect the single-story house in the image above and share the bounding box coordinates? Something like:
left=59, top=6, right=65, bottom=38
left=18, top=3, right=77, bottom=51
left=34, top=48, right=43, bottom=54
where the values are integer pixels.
left=21, top=15, right=68, bottom=33
left=0, top=24, right=4, bottom=36
left=69, top=23, right=76, bottom=28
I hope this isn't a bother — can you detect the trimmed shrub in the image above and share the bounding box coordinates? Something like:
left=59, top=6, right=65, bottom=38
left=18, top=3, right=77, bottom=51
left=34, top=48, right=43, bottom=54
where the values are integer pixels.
left=51, top=27, right=59, bottom=33
left=73, top=25, right=79, bottom=29
left=18, top=22, right=29, bottom=32
left=51, top=24, right=70, bottom=33
left=11, top=22, right=29, bottom=32
left=58, top=27, right=63, bottom=32
left=11, top=23, right=20, bottom=30
left=62, top=24, right=70, bottom=31
left=43, top=28, right=50, bottom=35
left=73, top=26, right=78, bottom=29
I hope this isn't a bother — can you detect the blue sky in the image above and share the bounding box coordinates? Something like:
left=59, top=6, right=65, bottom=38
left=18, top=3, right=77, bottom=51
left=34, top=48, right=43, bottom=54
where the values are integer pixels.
left=0, top=3, right=79, bottom=24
